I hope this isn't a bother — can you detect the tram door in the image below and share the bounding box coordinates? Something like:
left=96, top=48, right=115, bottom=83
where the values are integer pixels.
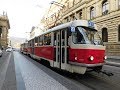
left=54, top=29, right=68, bottom=69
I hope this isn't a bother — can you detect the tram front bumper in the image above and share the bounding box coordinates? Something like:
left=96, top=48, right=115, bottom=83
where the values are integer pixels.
left=69, top=61, right=105, bottom=67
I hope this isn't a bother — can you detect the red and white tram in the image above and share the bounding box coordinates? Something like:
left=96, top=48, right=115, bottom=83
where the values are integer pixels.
left=20, top=42, right=28, bottom=54
left=21, top=20, right=107, bottom=74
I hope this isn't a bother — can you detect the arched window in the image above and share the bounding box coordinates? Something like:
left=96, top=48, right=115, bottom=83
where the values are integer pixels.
left=76, top=9, right=82, bottom=19
left=118, top=25, right=120, bottom=41
left=118, top=0, right=120, bottom=9
left=70, top=14, right=76, bottom=21
left=90, top=7, right=95, bottom=19
left=102, top=0, right=109, bottom=15
left=79, top=9, right=82, bottom=19
left=102, top=28, right=108, bottom=42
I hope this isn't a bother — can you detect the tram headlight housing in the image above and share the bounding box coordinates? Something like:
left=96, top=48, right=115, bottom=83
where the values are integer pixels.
left=89, top=56, right=94, bottom=61
left=104, top=56, right=107, bottom=60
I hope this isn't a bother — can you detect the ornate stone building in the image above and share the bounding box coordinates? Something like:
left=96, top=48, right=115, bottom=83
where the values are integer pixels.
left=41, top=0, right=120, bottom=56
left=0, top=12, right=10, bottom=48
left=30, top=26, right=44, bottom=40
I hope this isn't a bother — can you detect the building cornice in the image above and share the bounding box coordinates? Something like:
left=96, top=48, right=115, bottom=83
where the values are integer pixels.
left=62, top=1, right=87, bottom=18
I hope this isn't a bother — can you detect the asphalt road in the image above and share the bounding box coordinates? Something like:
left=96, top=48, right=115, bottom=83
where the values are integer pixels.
left=0, top=51, right=17, bottom=90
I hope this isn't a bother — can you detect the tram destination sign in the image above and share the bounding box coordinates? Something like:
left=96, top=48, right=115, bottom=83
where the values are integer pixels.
left=88, top=21, right=94, bottom=28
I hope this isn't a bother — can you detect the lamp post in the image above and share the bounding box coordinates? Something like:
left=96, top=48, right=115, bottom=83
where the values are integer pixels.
left=0, top=27, right=2, bottom=48
left=50, top=1, right=65, bottom=26
left=50, top=1, right=65, bottom=8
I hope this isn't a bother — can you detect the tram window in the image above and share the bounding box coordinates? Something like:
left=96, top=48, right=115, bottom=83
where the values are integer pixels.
left=54, top=32, right=56, bottom=46
left=67, top=27, right=72, bottom=36
left=67, top=28, right=71, bottom=46
left=35, top=37, right=38, bottom=46
left=31, top=39, right=34, bottom=47
left=39, top=35, right=43, bottom=46
left=30, top=43, right=31, bottom=47
left=30, top=41, right=32, bottom=47
left=62, top=48, right=65, bottom=63
left=29, top=41, right=31, bottom=47
left=62, top=30, right=65, bottom=46
left=29, top=42, right=30, bottom=47
left=72, top=28, right=85, bottom=44
left=44, top=33, right=51, bottom=45
left=27, top=42, right=29, bottom=47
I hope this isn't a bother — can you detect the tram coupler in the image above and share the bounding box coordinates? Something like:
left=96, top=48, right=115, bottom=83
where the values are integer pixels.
left=95, top=70, right=114, bottom=76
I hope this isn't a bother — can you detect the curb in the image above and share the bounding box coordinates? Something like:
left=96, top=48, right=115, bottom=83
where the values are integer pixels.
left=105, top=61, right=120, bottom=67
left=107, top=58, right=120, bottom=60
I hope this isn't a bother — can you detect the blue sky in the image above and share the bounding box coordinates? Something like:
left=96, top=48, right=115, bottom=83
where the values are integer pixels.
left=0, top=0, right=55, bottom=38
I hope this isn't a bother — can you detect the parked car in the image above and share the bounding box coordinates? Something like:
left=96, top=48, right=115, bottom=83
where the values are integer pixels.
left=12, top=48, right=16, bottom=51
left=6, top=48, right=12, bottom=52
left=0, top=49, right=3, bottom=57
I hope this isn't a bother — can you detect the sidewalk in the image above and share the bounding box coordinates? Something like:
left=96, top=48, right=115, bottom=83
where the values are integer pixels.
left=107, top=56, right=120, bottom=60
left=106, top=56, right=120, bottom=67
left=107, top=56, right=120, bottom=63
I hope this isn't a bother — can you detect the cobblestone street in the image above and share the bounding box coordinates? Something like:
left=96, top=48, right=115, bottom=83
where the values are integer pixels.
left=0, top=51, right=120, bottom=90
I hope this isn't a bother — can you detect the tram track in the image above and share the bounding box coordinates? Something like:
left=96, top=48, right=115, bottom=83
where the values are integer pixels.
left=62, top=72, right=119, bottom=90
left=21, top=53, right=120, bottom=90
left=51, top=66, right=120, bottom=90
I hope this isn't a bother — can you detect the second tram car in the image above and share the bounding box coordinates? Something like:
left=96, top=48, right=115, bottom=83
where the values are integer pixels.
left=20, top=42, right=28, bottom=54
left=21, top=20, right=107, bottom=74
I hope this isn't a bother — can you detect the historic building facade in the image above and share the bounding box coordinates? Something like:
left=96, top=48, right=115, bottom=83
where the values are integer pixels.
left=0, top=12, right=10, bottom=48
left=30, top=26, right=44, bottom=40
left=41, top=0, right=120, bottom=56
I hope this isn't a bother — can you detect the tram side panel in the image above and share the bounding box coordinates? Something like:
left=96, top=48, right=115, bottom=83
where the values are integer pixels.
left=27, top=47, right=32, bottom=56
left=34, top=46, right=54, bottom=60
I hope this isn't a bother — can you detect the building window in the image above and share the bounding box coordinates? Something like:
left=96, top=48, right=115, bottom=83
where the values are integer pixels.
left=90, top=7, right=95, bottom=19
left=118, top=25, right=120, bottom=41
left=0, top=28, right=2, bottom=38
left=65, top=17, right=69, bottom=22
left=76, top=9, right=82, bottom=19
left=118, top=0, right=120, bottom=9
left=102, top=28, right=108, bottom=42
left=70, top=14, right=75, bottom=21
left=102, top=0, right=109, bottom=15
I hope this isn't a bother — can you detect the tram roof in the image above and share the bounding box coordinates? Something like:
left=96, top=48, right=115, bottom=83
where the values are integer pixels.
left=41, top=20, right=97, bottom=35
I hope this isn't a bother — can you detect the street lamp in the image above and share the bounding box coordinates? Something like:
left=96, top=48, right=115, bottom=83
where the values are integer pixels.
left=50, top=1, right=65, bottom=26
left=50, top=1, right=65, bottom=8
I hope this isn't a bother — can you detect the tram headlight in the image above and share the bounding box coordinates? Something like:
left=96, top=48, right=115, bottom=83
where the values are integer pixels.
left=104, top=56, right=107, bottom=60
left=89, top=56, right=94, bottom=61
left=75, top=57, right=77, bottom=60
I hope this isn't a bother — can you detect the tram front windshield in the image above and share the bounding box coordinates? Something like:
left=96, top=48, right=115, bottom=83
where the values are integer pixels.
left=72, top=26, right=103, bottom=45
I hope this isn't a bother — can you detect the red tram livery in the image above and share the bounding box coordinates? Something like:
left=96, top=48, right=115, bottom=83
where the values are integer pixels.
left=20, top=20, right=107, bottom=74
